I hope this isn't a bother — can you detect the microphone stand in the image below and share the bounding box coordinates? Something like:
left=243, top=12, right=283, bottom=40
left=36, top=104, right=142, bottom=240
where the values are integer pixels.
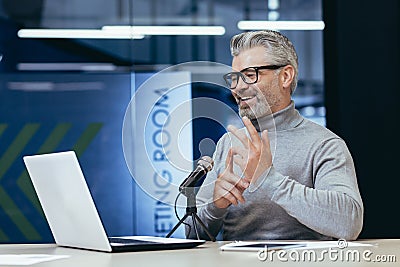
left=166, top=186, right=216, bottom=241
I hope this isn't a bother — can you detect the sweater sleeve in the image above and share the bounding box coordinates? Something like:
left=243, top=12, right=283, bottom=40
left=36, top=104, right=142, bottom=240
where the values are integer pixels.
left=261, top=138, right=364, bottom=240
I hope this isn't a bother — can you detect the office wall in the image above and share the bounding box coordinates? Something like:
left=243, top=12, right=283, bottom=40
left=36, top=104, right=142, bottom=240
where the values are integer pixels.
left=323, top=0, right=400, bottom=238
left=0, top=70, right=238, bottom=242
left=0, top=73, right=134, bottom=243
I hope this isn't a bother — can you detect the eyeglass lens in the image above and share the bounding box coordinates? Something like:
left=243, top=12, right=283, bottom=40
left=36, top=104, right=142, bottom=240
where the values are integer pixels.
left=224, top=68, right=257, bottom=89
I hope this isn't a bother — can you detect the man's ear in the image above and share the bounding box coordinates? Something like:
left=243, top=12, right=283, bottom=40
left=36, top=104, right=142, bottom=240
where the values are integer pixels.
left=279, top=65, right=295, bottom=91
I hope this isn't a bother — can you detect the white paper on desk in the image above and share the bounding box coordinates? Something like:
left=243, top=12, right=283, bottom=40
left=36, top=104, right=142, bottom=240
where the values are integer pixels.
left=0, top=254, right=70, bottom=265
left=300, top=241, right=373, bottom=250
left=220, top=241, right=306, bottom=252
left=220, top=240, right=373, bottom=252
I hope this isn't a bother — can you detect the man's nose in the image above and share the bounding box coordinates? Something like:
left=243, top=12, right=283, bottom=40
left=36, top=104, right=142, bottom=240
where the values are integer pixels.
left=233, top=75, right=249, bottom=92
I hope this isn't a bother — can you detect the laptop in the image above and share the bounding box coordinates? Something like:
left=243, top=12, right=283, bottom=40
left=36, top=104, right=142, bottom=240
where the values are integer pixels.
left=23, top=151, right=205, bottom=253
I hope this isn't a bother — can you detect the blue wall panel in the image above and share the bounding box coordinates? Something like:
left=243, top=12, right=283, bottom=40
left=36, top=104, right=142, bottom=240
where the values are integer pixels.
left=0, top=73, right=133, bottom=243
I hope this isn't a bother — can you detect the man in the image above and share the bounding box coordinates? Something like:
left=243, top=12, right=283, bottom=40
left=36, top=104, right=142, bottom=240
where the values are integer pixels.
left=186, top=30, right=363, bottom=241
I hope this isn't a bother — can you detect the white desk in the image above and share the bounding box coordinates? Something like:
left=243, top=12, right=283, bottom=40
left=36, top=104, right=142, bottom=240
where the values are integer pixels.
left=0, top=239, right=399, bottom=266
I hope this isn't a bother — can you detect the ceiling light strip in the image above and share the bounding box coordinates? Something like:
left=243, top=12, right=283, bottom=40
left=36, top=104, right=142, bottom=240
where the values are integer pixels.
left=102, top=25, right=226, bottom=35
left=17, top=25, right=226, bottom=39
left=237, top=20, right=325, bottom=31
left=17, top=29, right=145, bottom=39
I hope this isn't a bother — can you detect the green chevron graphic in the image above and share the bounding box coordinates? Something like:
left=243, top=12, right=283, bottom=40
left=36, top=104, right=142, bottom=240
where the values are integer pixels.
left=0, top=186, right=41, bottom=240
left=17, top=123, right=72, bottom=215
left=0, top=122, right=103, bottom=242
left=0, top=124, right=41, bottom=241
left=73, top=123, right=103, bottom=157
left=0, top=124, right=7, bottom=137
left=0, top=124, right=40, bottom=181
left=0, top=227, right=8, bottom=241
left=0, top=124, right=9, bottom=241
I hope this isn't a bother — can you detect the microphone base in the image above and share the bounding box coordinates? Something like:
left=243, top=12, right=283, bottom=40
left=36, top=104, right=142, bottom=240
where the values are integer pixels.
left=166, top=190, right=215, bottom=241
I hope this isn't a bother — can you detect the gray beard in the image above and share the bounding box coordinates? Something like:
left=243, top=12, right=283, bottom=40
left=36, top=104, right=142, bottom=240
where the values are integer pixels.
left=237, top=77, right=280, bottom=119
left=238, top=98, right=272, bottom=119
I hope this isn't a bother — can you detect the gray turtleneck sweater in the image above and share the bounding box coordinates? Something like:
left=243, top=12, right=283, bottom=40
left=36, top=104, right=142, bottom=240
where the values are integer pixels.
left=186, top=102, right=363, bottom=241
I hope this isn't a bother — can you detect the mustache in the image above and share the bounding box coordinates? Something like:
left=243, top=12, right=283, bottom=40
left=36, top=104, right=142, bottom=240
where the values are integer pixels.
left=233, top=89, right=255, bottom=98
left=232, top=89, right=263, bottom=101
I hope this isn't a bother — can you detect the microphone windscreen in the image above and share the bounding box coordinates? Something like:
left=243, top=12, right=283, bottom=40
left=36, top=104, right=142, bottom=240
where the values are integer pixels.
left=198, top=156, right=214, bottom=172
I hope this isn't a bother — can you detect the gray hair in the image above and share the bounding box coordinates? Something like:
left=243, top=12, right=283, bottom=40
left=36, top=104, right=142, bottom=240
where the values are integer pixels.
left=230, top=30, right=298, bottom=95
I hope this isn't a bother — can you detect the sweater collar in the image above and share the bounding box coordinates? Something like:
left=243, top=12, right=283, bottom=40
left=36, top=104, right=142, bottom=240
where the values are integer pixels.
left=250, top=101, right=303, bottom=132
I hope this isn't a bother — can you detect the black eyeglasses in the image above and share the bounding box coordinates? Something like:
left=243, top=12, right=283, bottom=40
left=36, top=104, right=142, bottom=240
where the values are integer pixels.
left=223, top=65, right=286, bottom=89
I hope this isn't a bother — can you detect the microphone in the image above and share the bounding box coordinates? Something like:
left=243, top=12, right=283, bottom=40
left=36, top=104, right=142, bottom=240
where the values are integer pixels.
left=179, top=156, right=214, bottom=196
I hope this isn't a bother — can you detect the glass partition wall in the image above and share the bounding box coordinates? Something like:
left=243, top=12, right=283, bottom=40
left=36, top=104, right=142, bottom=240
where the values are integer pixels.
left=0, top=0, right=324, bottom=243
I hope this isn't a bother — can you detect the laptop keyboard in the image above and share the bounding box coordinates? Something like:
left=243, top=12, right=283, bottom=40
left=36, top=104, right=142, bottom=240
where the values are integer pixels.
left=108, top=237, right=157, bottom=245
